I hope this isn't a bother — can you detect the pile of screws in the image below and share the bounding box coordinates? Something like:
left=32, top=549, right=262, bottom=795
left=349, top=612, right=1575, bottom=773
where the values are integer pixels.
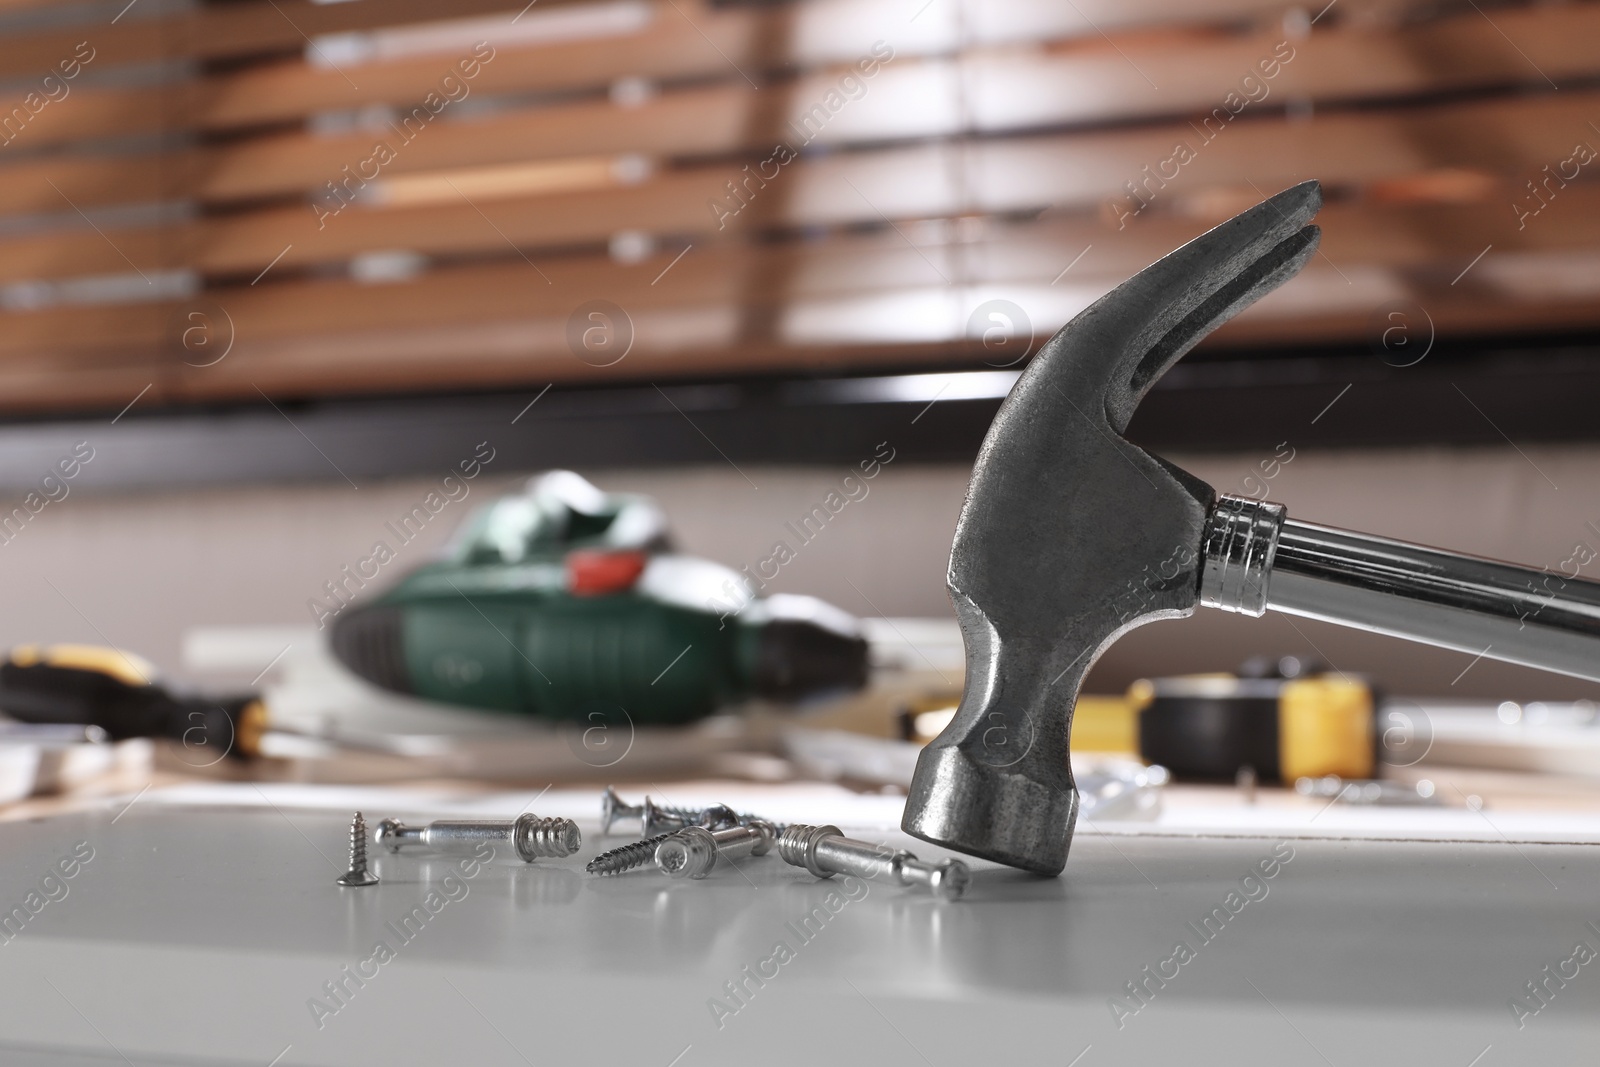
left=587, top=787, right=970, bottom=898
left=598, top=787, right=764, bottom=838
left=329, top=789, right=969, bottom=900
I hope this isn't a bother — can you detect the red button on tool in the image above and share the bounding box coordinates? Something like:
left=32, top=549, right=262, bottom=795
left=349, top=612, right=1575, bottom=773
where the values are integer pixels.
left=566, top=550, right=648, bottom=595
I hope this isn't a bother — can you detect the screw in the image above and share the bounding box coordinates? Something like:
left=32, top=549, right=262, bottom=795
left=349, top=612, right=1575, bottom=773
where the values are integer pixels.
left=643, top=797, right=705, bottom=837
left=655, top=821, right=775, bottom=879
left=694, top=803, right=743, bottom=831
left=336, top=811, right=379, bottom=887
left=777, top=824, right=970, bottom=900
left=600, top=787, right=698, bottom=837
left=600, top=786, right=770, bottom=836
left=587, top=832, right=675, bottom=876
left=374, top=814, right=580, bottom=863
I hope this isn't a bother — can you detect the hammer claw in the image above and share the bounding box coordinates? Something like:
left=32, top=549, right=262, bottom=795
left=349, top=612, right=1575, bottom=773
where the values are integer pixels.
left=1096, top=179, right=1322, bottom=431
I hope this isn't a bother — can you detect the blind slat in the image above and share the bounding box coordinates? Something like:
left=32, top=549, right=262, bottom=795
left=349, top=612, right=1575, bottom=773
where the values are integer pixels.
left=11, top=1, right=1589, bottom=151
left=0, top=89, right=1593, bottom=284
left=0, top=195, right=1593, bottom=355
left=0, top=274, right=1587, bottom=411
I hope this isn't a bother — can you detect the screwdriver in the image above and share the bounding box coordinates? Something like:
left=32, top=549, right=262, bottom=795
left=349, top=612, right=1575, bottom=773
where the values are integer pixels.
left=0, top=643, right=473, bottom=762
left=0, top=644, right=265, bottom=760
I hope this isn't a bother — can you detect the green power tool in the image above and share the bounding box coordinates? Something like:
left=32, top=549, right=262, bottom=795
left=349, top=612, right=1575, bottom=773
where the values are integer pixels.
left=330, top=471, right=870, bottom=724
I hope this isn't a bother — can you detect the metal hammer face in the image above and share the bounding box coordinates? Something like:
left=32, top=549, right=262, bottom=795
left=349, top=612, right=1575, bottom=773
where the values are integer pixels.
left=902, top=182, right=1323, bottom=876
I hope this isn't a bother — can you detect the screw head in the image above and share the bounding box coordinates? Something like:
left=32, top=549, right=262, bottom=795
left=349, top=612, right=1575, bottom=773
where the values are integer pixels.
left=336, top=869, right=379, bottom=888
left=642, top=797, right=689, bottom=837
left=928, top=859, right=970, bottom=900
left=656, top=827, right=716, bottom=879
left=600, top=787, right=628, bottom=836
left=697, top=803, right=740, bottom=830
left=374, top=818, right=404, bottom=851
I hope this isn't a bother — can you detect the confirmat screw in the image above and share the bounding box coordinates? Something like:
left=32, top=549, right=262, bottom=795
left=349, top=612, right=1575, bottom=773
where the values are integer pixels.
left=777, top=824, right=970, bottom=900
left=336, top=811, right=379, bottom=888
left=655, top=821, right=775, bottom=880
left=374, top=814, right=580, bottom=863
left=587, top=832, right=675, bottom=876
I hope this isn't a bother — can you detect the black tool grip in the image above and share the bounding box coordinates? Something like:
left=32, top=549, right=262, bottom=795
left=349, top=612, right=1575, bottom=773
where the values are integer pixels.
left=0, top=661, right=257, bottom=759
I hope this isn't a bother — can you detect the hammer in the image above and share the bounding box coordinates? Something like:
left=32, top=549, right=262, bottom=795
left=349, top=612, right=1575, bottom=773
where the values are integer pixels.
left=903, top=180, right=1600, bottom=876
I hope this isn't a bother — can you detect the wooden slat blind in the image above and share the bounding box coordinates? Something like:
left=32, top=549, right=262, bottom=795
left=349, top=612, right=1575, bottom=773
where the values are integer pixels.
left=0, top=0, right=1595, bottom=412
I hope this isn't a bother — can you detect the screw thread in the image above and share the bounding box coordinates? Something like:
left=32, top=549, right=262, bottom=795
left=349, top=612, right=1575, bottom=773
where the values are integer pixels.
left=639, top=801, right=697, bottom=818
left=777, top=823, right=830, bottom=867
left=516, top=815, right=582, bottom=859
left=349, top=812, right=369, bottom=870
left=587, top=832, right=674, bottom=875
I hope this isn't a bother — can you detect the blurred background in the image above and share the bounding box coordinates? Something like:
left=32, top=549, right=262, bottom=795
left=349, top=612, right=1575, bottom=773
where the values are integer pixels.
left=0, top=0, right=1596, bottom=707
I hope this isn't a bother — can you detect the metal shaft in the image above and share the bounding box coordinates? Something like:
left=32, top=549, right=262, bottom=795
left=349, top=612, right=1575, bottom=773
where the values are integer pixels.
left=375, top=814, right=580, bottom=863
left=778, top=824, right=970, bottom=899
left=1202, top=495, right=1600, bottom=683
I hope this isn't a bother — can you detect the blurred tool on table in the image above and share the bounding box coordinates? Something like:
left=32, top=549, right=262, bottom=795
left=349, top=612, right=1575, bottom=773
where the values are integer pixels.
left=330, top=470, right=870, bottom=722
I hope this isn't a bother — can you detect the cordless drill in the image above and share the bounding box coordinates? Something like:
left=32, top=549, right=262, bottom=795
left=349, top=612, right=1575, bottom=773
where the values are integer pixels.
left=329, top=471, right=870, bottom=723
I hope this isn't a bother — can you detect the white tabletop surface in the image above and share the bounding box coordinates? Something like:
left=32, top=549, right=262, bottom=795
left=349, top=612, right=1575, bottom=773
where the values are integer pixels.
left=0, top=782, right=1595, bottom=1065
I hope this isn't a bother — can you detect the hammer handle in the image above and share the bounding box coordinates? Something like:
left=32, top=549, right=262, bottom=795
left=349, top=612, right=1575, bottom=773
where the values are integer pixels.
left=1202, top=495, right=1600, bottom=683
left=1270, top=520, right=1600, bottom=683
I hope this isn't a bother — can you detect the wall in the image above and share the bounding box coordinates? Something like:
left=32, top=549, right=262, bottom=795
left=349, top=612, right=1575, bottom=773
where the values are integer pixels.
left=0, top=443, right=1595, bottom=700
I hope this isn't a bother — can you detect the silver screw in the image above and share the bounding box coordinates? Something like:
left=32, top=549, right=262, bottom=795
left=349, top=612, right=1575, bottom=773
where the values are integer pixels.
left=655, top=821, right=775, bottom=879
left=643, top=797, right=703, bottom=838
left=777, top=824, right=970, bottom=900
left=375, top=814, right=580, bottom=863
left=587, top=832, right=675, bottom=876
left=694, top=803, right=744, bottom=831
left=598, top=786, right=635, bottom=835
left=336, top=812, right=379, bottom=887
left=600, top=787, right=698, bottom=837
left=600, top=787, right=769, bottom=836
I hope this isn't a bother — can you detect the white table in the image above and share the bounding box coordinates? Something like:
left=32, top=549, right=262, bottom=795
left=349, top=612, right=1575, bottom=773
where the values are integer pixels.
left=0, top=784, right=1594, bottom=1064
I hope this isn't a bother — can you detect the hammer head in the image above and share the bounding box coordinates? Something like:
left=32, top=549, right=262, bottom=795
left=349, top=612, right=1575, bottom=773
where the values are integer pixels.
left=902, top=182, right=1323, bottom=875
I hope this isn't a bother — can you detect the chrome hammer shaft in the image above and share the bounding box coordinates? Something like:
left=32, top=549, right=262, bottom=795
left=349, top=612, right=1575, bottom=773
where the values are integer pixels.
left=1202, top=496, right=1600, bottom=683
